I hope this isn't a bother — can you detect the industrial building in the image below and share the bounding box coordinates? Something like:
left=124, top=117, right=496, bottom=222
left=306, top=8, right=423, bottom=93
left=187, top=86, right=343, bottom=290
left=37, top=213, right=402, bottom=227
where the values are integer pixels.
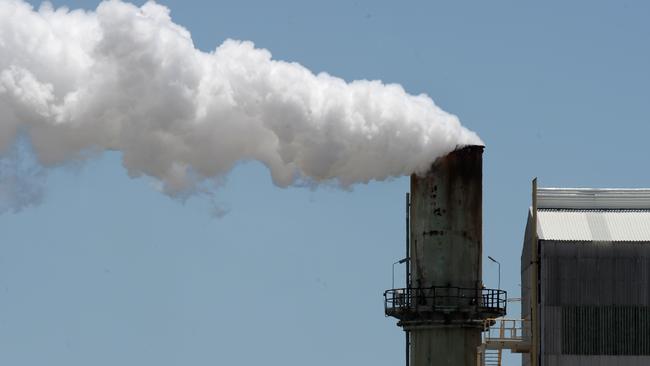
left=522, top=186, right=650, bottom=366
left=384, top=145, right=650, bottom=366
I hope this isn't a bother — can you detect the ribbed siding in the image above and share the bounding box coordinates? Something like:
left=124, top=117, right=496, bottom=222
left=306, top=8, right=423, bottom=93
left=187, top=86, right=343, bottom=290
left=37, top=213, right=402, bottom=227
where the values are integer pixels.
left=537, top=210, right=650, bottom=242
left=542, top=241, right=650, bottom=306
left=537, top=188, right=650, bottom=210
left=560, top=306, right=650, bottom=355
left=540, top=241, right=650, bottom=364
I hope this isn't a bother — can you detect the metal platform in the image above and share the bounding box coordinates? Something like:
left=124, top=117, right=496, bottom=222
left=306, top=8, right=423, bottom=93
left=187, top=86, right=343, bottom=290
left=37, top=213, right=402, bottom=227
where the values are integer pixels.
left=384, top=286, right=507, bottom=321
left=476, top=318, right=531, bottom=366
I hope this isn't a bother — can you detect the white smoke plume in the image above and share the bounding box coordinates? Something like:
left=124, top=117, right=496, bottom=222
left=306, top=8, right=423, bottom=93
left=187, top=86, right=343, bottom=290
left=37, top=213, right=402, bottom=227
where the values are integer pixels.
left=0, top=0, right=482, bottom=211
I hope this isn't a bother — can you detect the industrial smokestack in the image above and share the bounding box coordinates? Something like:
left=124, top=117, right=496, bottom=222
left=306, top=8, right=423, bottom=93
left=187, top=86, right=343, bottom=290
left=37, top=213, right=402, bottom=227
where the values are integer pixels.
left=410, top=145, right=483, bottom=291
left=385, top=146, right=506, bottom=366
left=0, top=0, right=481, bottom=213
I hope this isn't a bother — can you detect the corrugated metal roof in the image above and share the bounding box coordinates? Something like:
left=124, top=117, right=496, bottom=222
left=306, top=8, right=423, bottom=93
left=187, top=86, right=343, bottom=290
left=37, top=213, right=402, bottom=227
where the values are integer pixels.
left=537, top=210, right=650, bottom=242
left=538, top=188, right=650, bottom=209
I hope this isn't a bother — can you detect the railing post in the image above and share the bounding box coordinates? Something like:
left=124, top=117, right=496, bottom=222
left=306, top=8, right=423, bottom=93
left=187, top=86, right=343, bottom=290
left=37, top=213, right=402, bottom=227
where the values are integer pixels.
left=384, top=291, right=387, bottom=313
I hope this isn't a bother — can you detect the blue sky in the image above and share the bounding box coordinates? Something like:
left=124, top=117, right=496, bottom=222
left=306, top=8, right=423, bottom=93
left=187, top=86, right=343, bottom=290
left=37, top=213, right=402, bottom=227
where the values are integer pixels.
left=1, top=1, right=649, bottom=365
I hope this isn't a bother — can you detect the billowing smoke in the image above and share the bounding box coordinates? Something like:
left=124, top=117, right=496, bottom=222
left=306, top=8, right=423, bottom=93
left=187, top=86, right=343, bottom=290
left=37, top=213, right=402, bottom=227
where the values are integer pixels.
left=0, top=0, right=481, bottom=212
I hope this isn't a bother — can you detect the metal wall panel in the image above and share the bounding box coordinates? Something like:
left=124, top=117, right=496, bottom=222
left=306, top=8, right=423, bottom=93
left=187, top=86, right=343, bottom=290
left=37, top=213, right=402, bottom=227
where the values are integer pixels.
left=542, top=241, right=650, bottom=306
left=539, top=241, right=650, bottom=365
left=521, top=211, right=535, bottom=366
left=559, top=305, right=650, bottom=355
left=537, top=188, right=650, bottom=210
left=537, top=211, right=650, bottom=242
left=543, top=355, right=650, bottom=366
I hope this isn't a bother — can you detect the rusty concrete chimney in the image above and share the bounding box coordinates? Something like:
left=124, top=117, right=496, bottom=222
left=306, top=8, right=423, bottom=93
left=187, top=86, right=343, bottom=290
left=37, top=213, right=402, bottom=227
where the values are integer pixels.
left=385, top=145, right=506, bottom=366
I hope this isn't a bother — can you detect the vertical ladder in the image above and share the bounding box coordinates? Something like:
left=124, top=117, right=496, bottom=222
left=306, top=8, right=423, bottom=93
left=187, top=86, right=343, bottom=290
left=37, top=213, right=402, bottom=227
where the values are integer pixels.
left=484, top=349, right=502, bottom=366
left=477, top=345, right=502, bottom=366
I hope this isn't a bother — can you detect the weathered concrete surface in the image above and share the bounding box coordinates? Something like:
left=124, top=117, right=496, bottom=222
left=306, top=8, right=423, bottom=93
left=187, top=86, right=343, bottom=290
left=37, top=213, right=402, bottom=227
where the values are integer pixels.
left=407, top=145, right=484, bottom=366
left=407, top=327, right=482, bottom=366
left=410, top=145, right=483, bottom=290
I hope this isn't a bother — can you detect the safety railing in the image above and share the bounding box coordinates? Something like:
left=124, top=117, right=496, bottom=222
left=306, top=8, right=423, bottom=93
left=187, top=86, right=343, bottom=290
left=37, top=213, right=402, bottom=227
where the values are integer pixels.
left=482, top=318, right=530, bottom=342
left=384, top=286, right=507, bottom=319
